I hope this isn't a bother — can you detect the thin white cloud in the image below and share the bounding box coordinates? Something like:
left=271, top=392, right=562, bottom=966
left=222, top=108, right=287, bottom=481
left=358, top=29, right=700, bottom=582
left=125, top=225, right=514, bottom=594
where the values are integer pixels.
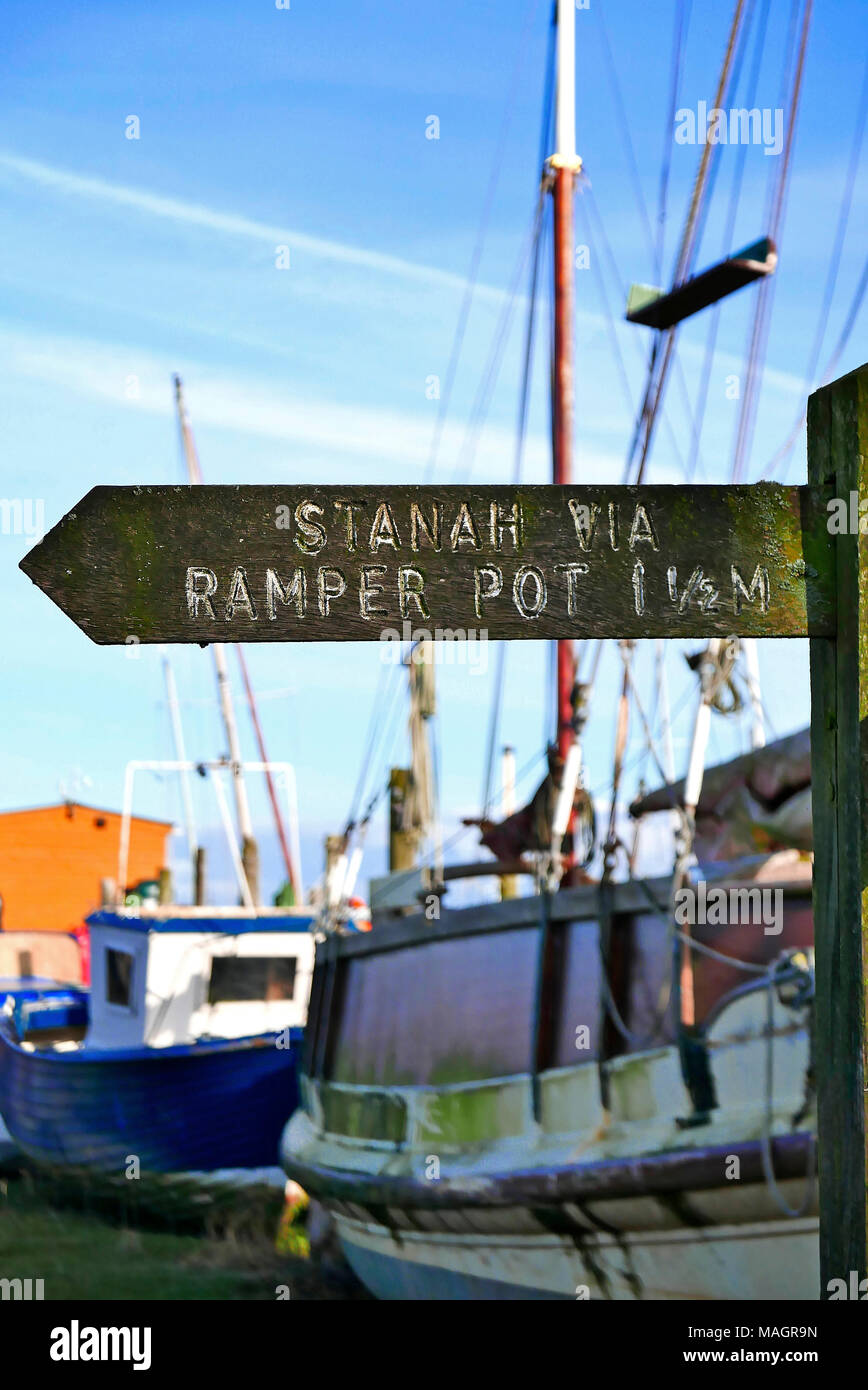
left=0, top=152, right=808, bottom=404
left=0, top=150, right=506, bottom=302
left=0, top=322, right=560, bottom=479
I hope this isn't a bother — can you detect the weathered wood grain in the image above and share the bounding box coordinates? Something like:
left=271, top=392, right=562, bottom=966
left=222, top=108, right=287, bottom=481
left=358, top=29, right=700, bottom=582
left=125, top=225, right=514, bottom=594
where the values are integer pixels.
left=20, top=482, right=834, bottom=644
left=808, top=361, right=868, bottom=1297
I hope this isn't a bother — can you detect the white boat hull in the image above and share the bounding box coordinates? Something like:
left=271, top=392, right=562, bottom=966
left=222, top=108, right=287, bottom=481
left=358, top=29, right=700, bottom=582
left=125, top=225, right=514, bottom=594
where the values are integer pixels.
left=334, top=1211, right=819, bottom=1300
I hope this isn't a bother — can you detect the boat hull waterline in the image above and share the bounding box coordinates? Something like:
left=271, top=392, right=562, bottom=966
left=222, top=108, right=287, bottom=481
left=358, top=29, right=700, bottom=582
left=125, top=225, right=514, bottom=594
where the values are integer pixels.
left=0, top=1012, right=303, bottom=1172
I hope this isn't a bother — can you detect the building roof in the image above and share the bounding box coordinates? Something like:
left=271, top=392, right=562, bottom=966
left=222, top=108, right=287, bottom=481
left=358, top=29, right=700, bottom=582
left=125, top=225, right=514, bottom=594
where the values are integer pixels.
left=0, top=801, right=173, bottom=827
left=87, top=909, right=317, bottom=935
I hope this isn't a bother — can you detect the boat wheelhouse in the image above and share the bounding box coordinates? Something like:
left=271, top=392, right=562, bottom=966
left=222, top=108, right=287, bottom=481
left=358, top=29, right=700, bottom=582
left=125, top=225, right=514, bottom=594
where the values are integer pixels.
left=84, top=907, right=313, bottom=1049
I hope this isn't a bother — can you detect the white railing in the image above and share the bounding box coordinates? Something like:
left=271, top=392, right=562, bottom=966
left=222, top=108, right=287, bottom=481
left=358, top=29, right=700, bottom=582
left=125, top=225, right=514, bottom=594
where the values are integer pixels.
left=117, top=760, right=303, bottom=909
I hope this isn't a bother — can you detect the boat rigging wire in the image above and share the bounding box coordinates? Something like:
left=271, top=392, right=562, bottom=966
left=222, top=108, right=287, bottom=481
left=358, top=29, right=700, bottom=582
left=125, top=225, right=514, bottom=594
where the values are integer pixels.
left=479, top=194, right=548, bottom=816
left=449, top=199, right=547, bottom=484
left=582, top=188, right=700, bottom=480
left=765, top=50, right=868, bottom=479
left=593, top=1, right=656, bottom=261
left=585, top=6, right=714, bottom=482
left=479, top=19, right=558, bottom=815
left=423, top=0, right=545, bottom=484
left=656, top=0, right=692, bottom=285
left=342, top=657, right=406, bottom=839
left=683, top=0, right=771, bottom=483
left=730, top=0, right=813, bottom=483
left=816, top=256, right=868, bottom=390
left=625, top=0, right=748, bottom=489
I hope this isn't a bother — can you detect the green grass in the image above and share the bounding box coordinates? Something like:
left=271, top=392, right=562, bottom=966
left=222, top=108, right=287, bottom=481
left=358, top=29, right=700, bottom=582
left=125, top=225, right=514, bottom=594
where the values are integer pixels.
left=0, top=1170, right=369, bottom=1301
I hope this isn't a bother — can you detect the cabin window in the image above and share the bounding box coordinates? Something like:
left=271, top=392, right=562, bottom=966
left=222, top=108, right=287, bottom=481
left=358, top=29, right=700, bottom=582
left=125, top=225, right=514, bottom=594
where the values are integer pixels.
left=106, top=948, right=135, bottom=1008
left=207, top=956, right=297, bottom=1004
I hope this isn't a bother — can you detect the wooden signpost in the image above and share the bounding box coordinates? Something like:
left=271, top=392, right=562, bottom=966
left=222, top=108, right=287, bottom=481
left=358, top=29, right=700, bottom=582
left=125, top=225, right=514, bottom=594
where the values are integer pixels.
left=21, top=481, right=834, bottom=645
left=18, top=360, right=868, bottom=1297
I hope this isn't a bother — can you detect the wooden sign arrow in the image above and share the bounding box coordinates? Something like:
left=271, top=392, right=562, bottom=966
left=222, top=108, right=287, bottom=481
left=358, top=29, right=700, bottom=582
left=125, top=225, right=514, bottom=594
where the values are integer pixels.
left=19, top=482, right=834, bottom=645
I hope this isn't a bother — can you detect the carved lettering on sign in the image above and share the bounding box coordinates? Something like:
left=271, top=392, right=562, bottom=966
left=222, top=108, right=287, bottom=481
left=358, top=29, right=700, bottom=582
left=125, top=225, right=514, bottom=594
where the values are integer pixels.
left=25, top=483, right=826, bottom=644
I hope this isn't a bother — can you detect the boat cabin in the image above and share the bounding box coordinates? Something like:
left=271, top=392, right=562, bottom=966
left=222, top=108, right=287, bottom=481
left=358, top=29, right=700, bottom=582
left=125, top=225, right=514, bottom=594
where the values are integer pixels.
left=84, top=908, right=316, bottom=1050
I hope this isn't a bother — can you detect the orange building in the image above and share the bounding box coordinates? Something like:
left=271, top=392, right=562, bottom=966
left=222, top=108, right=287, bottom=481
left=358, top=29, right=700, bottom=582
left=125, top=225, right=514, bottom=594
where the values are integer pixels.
left=0, top=802, right=173, bottom=933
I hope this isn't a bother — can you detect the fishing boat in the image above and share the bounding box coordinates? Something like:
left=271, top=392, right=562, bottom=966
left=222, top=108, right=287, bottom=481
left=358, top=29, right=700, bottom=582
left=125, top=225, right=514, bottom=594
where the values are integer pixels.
left=0, top=753, right=325, bottom=1178
left=0, top=976, right=88, bottom=1166
left=0, top=903, right=315, bottom=1173
left=279, top=0, right=849, bottom=1297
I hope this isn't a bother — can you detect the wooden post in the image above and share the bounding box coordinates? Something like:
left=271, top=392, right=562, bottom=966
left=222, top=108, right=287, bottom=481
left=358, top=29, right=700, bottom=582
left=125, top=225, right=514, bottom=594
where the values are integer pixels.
left=389, top=768, right=417, bottom=874
left=194, top=847, right=207, bottom=907
left=241, top=837, right=260, bottom=907
left=325, top=834, right=344, bottom=881
left=808, top=361, right=868, bottom=1297
left=158, top=867, right=172, bottom=905
left=500, top=746, right=518, bottom=901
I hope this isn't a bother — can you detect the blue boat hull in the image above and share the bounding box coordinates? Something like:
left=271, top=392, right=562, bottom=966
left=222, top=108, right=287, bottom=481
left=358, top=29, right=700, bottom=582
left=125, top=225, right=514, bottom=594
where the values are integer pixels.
left=0, top=1014, right=303, bottom=1171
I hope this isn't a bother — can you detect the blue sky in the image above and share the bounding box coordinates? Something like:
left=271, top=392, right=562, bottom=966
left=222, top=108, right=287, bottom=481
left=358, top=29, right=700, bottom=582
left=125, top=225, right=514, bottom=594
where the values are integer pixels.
left=1, top=0, right=865, bottom=904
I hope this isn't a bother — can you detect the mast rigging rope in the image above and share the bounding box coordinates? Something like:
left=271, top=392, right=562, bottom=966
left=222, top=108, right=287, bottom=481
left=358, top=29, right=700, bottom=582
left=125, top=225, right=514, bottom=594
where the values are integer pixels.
left=730, top=0, right=813, bottom=483
left=766, top=51, right=868, bottom=480
left=423, top=0, right=544, bottom=483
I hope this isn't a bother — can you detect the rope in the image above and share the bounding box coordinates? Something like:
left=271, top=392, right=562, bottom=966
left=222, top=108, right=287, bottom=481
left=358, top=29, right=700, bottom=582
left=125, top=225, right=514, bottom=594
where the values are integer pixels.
left=448, top=198, right=545, bottom=484
left=480, top=184, right=548, bottom=816
left=603, top=643, right=635, bottom=875
left=594, top=0, right=657, bottom=260
left=423, top=0, right=544, bottom=483
left=343, top=658, right=405, bottom=838
left=583, top=189, right=699, bottom=481
left=627, top=0, right=748, bottom=488
left=731, top=0, right=813, bottom=483
left=656, top=0, right=693, bottom=283
left=759, top=957, right=817, bottom=1217
left=683, top=0, right=771, bottom=483
left=766, top=51, right=868, bottom=479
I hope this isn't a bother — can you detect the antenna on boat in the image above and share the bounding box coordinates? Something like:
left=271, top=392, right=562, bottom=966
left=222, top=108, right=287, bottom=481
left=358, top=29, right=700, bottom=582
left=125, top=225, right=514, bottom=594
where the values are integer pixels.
left=172, top=375, right=260, bottom=904
left=548, top=0, right=584, bottom=876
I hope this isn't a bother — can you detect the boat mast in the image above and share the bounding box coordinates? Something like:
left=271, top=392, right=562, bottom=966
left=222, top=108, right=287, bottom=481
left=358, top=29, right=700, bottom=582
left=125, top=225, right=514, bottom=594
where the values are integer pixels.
left=551, top=0, right=581, bottom=765
left=161, top=651, right=198, bottom=872
left=173, top=376, right=259, bottom=904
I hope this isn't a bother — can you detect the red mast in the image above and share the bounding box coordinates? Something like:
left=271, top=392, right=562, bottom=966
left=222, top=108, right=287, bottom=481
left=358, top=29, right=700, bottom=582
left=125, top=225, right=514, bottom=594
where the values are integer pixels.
left=550, top=2, right=581, bottom=765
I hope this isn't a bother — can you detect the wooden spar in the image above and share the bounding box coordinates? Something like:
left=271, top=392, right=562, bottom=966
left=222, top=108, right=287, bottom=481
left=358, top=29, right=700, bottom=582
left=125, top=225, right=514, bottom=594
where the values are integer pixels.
left=625, top=236, right=777, bottom=330
left=807, top=361, right=868, bottom=1298
left=173, top=376, right=258, bottom=901
left=551, top=0, right=580, bottom=764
